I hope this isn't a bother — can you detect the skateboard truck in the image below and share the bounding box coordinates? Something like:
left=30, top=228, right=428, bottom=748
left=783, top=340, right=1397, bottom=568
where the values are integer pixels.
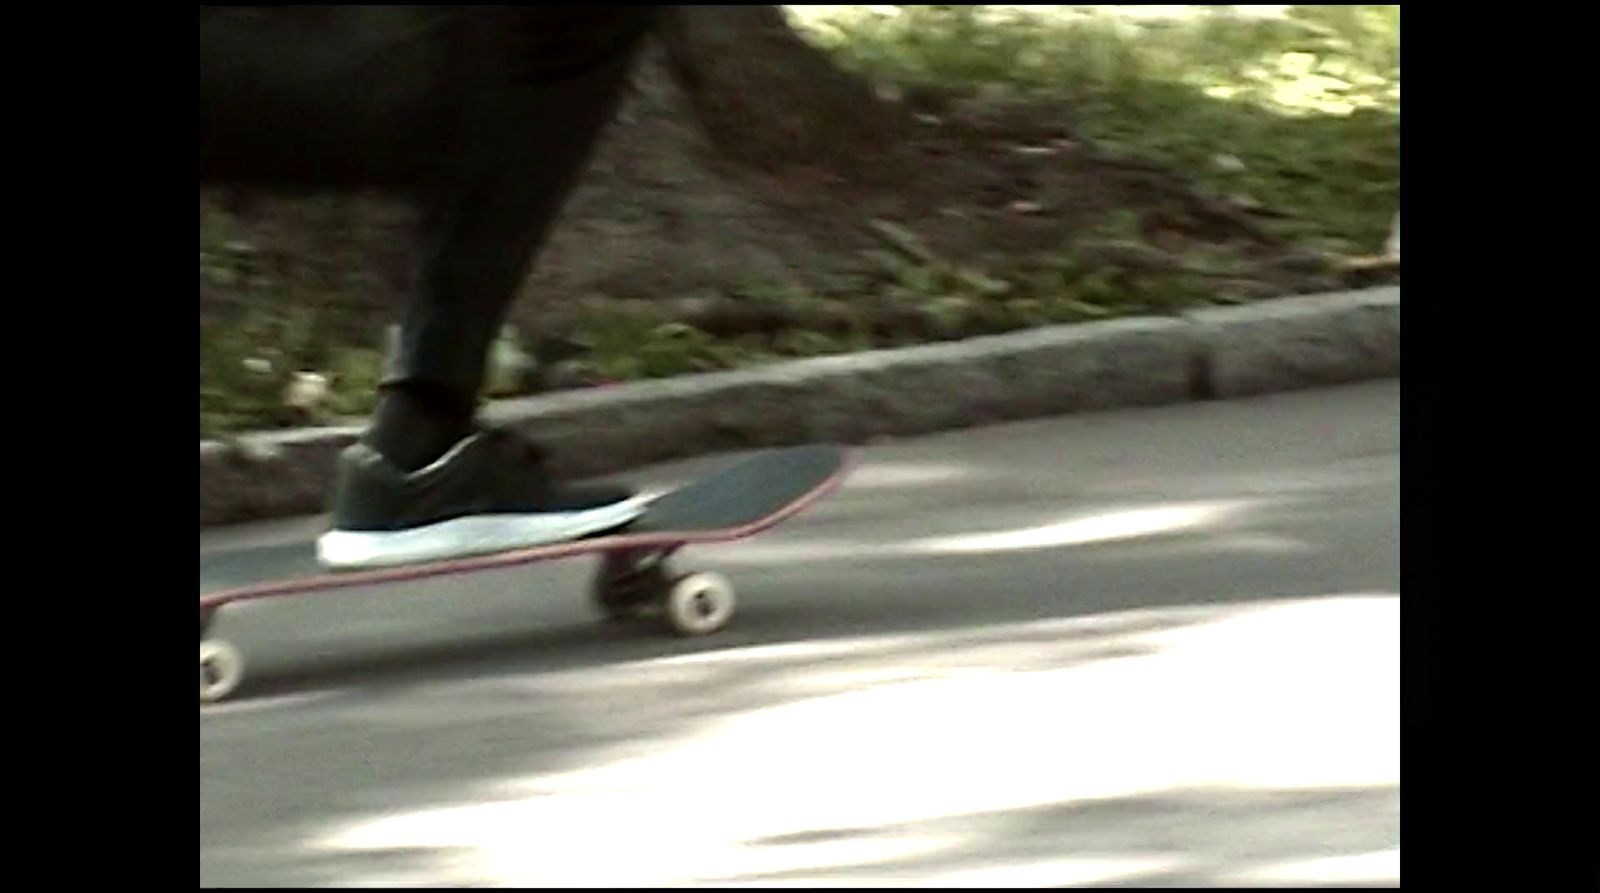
left=590, top=544, right=736, bottom=634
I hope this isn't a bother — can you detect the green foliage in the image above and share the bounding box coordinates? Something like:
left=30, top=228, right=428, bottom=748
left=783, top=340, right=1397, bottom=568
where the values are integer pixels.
left=793, top=5, right=1399, bottom=250
left=574, top=319, right=759, bottom=381
left=199, top=307, right=385, bottom=437
left=774, top=329, right=853, bottom=358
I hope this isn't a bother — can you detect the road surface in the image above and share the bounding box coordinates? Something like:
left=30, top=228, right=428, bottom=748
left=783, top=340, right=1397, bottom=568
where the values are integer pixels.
left=200, top=380, right=1399, bottom=887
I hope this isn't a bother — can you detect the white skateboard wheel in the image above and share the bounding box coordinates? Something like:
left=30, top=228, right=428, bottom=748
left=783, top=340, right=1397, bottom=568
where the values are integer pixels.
left=200, top=640, right=245, bottom=704
left=663, top=572, right=736, bottom=636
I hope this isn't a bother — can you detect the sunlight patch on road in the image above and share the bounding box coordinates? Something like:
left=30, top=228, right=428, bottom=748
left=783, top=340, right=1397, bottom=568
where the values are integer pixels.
left=690, top=538, right=895, bottom=566
left=697, top=854, right=1188, bottom=888
left=906, top=499, right=1257, bottom=555
left=845, top=461, right=974, bottom=490
left=1208, top=532, right=1318, bottom=554
left=648, top=459, right=969, bottom=498
left=1224, top=847, right=1400, bottom=885
left=919, top=854, right=1191, bottom=887
left=201, top=689, right=341, bottom=717
left=310, top=594, right=1397, bottom=886
left=692, top=498, right=1266, bottom=566
left=669, top=528, right=1316, bottom=569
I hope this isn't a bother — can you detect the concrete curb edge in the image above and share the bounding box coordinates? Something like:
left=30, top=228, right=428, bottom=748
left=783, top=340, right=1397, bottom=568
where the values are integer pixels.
left=200, top=285, right=1398, bottom=527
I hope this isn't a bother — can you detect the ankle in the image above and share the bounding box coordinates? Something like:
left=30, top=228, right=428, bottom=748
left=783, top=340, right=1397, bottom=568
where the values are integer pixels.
left=366, top=384, right=475, bottom=472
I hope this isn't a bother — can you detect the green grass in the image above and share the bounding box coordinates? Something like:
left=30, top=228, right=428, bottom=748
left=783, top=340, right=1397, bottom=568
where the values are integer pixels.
left=792, top=5, right=1399, bottom=253
left=199, top=312, right=385, bottom=438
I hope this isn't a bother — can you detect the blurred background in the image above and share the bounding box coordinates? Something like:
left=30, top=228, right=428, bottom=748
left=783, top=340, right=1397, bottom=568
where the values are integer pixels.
left=200, top=4, right=1398, bottom=436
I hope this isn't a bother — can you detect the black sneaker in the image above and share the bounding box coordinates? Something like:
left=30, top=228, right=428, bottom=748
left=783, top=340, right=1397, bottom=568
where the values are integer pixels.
left=316, top=428, right=651, bottom=570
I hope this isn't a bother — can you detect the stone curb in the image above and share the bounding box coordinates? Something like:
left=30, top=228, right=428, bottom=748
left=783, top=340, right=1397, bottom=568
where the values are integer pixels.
left=200, top=285, right=1398, bottom=527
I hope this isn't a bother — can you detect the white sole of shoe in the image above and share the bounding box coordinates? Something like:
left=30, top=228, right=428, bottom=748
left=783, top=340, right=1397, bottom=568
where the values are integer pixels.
left=315, top=495, right=653, bottom=571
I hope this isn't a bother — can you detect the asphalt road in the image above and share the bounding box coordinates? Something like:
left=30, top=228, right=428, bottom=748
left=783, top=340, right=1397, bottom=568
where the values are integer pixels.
left=200, top=380, right=1400, bottom=887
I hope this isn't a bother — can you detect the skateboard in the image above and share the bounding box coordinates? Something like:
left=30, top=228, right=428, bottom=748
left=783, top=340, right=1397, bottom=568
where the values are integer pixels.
left=200, top=443, right=857, bottom=704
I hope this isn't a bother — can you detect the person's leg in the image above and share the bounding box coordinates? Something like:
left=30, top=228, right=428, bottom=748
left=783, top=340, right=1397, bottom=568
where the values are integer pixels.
left=199, top=7, right=455, bottom=191
left=200, top=7, right=659, bottom=568
left=322, top=8, right=661, bottom=568
left=370, top=9, right=654, bottom=469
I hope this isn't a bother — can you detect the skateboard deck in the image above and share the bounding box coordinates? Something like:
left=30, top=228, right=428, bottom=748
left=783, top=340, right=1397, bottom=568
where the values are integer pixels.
left=200, top=443, right=857, bottom=703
